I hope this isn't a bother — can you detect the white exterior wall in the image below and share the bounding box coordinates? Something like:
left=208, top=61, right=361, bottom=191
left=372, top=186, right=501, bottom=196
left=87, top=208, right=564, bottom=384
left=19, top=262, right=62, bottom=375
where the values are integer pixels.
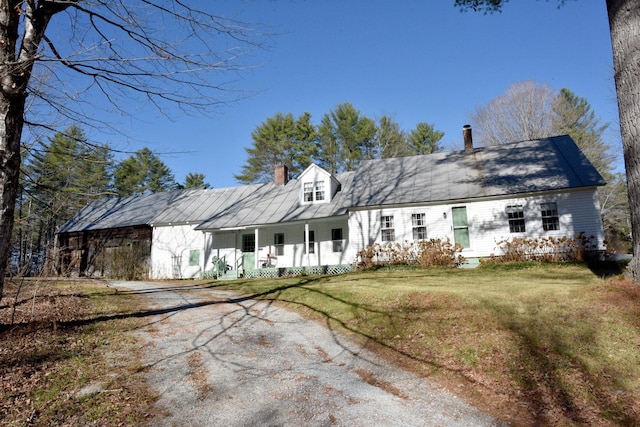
left=151, top=224, right=206, bottom=279
left=151, top=188, right=604, bottom=277
left=254, top=219, right=350, bottom=267
left=347, top=188, right=605, bottom=260
left=205, top=219, right=351, bottom=271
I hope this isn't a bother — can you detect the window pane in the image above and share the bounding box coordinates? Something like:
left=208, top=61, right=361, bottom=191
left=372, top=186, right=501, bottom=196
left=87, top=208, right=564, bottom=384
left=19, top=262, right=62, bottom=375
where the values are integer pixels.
left=543, top=217, right=559, bottom=231
left=242, top=234, right=255, bottom=252
left=274, top=233, right=284, bottom=256
left=315, top=181, right=325, bottom=201
left=381, top=216, right=394, bottom=228
left=303, top=182, right=313, bottom=202
left=412, top=213, right=425, bottom=226
left=413, top=226, right=426, bottom=240
left=306, top=230, right=315, bottom=254
left=541, top=202, right=559, bottom=231
left=331, top=228, right=342, bottom=240
left=189, top=249, right=199, bottom=266
left=506, top=205, right=525, bottom=233
left=331, top=228, right=343, bottom=252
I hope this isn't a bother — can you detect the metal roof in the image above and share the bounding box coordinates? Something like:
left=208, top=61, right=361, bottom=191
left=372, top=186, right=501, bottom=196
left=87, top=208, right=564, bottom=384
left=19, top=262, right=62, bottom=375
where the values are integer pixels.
left=57, top=135, right=604, bottom=234
left=56, top=190, right=194, bottom=233
left=348, top=135, right=605, bottom=208
left=194, top=172, right=355, bottom=230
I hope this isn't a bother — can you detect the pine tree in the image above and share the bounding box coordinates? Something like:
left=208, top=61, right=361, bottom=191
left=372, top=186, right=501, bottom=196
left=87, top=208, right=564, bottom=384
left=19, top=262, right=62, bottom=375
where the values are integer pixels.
left=113, top=148, right=176, bottom=196
left=317, top=103, right=377, bottom=173
left=376, top=116, right=410, bottom=159
left=235, top=112, right=318, bottom=184
left=22, top=125, right=113, bottom=273
left=407, top=122, right=445, bottom=155
left=552, top=88, right=614, bottom=177
left=182, top=173, right=210, bottom=189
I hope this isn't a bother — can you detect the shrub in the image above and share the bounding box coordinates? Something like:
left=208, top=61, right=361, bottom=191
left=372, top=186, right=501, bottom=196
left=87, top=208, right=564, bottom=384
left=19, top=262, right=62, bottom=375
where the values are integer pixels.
left=483, top=232, right=598, bottom=265
left=356, top=238, right=465, bottom=269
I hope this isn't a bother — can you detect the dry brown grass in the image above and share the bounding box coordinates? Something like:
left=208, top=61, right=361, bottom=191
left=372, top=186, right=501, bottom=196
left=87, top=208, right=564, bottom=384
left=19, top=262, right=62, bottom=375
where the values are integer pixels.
left=0, top=278, right=156, bottom=426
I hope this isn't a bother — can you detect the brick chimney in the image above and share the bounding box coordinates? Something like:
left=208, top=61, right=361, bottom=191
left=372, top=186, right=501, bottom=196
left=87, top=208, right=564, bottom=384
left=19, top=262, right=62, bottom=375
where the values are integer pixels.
left=463, top=125, right=473, bottom=153
left=274, top=165, right=289, bottom=185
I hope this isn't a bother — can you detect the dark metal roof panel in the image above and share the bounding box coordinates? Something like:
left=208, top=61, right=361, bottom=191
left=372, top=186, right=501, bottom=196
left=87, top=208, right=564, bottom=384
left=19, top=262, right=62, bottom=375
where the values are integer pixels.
left=57, top=190, right=192, bottom=233
left=349, top=135, right=604, bottom=208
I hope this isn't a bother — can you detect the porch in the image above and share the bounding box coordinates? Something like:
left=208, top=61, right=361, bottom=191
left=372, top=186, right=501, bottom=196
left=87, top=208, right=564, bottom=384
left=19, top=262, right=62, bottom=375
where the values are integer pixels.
left=205, top=262, right=353, bottom=281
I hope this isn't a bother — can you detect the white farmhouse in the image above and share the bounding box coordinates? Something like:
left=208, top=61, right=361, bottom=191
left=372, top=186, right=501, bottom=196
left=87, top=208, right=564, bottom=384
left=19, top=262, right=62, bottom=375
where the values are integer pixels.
left=57, top=133, right=606, bottom=279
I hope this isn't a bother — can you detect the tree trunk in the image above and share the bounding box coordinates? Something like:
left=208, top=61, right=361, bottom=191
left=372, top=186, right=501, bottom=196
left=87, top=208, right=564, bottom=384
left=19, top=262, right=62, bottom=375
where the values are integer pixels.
left=0, top=93, right=26, bottom=298
left=607, top=0, right=640, bottom=282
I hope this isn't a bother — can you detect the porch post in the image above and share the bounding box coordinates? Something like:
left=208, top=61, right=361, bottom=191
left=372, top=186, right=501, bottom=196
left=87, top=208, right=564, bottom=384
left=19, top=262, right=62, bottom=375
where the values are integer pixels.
left=305, top=223, right=310, bottom=267
left=234, top=231, right=238, bottom=279
left=254, top=228, right=259, bottom=269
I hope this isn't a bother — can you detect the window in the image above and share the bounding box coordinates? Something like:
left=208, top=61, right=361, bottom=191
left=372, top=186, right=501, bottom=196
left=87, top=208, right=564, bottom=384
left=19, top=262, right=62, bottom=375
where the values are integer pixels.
left=242, top=234, right=255, bottom=253
left=315, top=181, right=325, bottom=201
left=412, top=213, right=426, bottom=240
left=305, top=230, right=315, bottom=254
left=274, top=233, right=285, bottom=256
left=331, top=228, right=343, bottom=252
left=381, top=215, right=395, bottom=242
left=541, top=202, right=559, bottom=231
left=303, top=180, right=326, bottom=202
left=506, top=205, right=525, bottom=233
left=189, top=249, right=200, bottom=266
left=303, top=182, right=313, bottom=202
left=452, top=207, right=470, bottom=248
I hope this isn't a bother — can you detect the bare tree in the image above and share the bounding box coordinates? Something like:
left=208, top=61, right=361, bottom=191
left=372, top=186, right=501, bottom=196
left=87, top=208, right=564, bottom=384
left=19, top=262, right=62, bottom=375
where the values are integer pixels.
left=470, top=80, right=555, bottom=145
left=0, top=1, right=265, bottom=299
left=457, top=0, right=640, bottom=279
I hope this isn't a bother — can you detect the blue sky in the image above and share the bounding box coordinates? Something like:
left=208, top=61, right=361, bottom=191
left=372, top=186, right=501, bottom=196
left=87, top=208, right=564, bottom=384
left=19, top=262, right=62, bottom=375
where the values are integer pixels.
left=84, top=1, right=618, bottom=188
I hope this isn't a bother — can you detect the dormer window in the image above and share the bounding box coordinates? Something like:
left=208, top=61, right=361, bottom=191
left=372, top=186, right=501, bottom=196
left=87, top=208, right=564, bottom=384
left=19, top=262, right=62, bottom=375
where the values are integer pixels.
left=298, top=163, right=341, bottom=205
left=303, top=180, right=326, bottom=203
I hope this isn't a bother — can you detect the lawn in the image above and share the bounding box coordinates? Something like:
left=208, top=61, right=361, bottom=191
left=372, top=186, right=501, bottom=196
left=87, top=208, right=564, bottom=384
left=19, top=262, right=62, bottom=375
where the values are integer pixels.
left=205, top=263, right=640, bottom=426
left=1, top=263, right=638, bottom=426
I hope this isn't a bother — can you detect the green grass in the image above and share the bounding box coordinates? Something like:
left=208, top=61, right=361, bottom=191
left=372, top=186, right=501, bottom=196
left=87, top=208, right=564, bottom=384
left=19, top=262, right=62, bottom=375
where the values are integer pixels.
left=205, top=263, right=640, bottom=425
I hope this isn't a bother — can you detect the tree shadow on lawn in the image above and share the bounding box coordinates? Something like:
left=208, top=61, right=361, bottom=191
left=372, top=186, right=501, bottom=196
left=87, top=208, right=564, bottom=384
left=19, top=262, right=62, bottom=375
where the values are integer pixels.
left=29, top=277, right=459, bottom=375
left=7, top=275, right=636, bottom=426
left=480, top=294, right=639, bottom=427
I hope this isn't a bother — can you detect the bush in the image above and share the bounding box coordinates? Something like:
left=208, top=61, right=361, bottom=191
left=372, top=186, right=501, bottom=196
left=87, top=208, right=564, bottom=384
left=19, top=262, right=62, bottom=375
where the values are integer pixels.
left=483, top=232, right=598, bottom=265
left=356, top=238, right=465, bottom=269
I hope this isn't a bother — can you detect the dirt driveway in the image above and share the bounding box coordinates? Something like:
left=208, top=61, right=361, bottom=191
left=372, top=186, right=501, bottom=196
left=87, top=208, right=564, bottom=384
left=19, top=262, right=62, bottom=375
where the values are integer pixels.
left=113, top=281, right=505, bottom=426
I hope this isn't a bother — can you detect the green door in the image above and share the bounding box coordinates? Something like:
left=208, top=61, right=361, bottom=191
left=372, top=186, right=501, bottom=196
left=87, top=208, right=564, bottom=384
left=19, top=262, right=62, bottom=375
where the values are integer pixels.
left=241, top=234, right=256, bottom=270
left=452, top=207, right=470, bottom=248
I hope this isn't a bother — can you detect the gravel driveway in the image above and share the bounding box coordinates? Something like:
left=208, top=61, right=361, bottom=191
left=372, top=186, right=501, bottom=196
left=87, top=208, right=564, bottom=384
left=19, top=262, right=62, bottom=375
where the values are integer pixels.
left=113, top=281, right=505, bottom=426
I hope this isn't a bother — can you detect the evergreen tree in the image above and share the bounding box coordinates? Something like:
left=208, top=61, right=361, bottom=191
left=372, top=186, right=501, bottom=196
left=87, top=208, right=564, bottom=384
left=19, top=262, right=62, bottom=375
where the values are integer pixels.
left=317, top=103, right=377, bottom=173
left=375, top=116, right=410, bottom=159
left=182, top=173, right=210, bottom=189
left=113, top=148, right=176, bottom=196
left=552, top=88, right=614, bottom=177
left=407, top=122, right=445, bottom=155
left=23, top=125, right=113, bottom=273
left=235, top=112, right=317, bottom=184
